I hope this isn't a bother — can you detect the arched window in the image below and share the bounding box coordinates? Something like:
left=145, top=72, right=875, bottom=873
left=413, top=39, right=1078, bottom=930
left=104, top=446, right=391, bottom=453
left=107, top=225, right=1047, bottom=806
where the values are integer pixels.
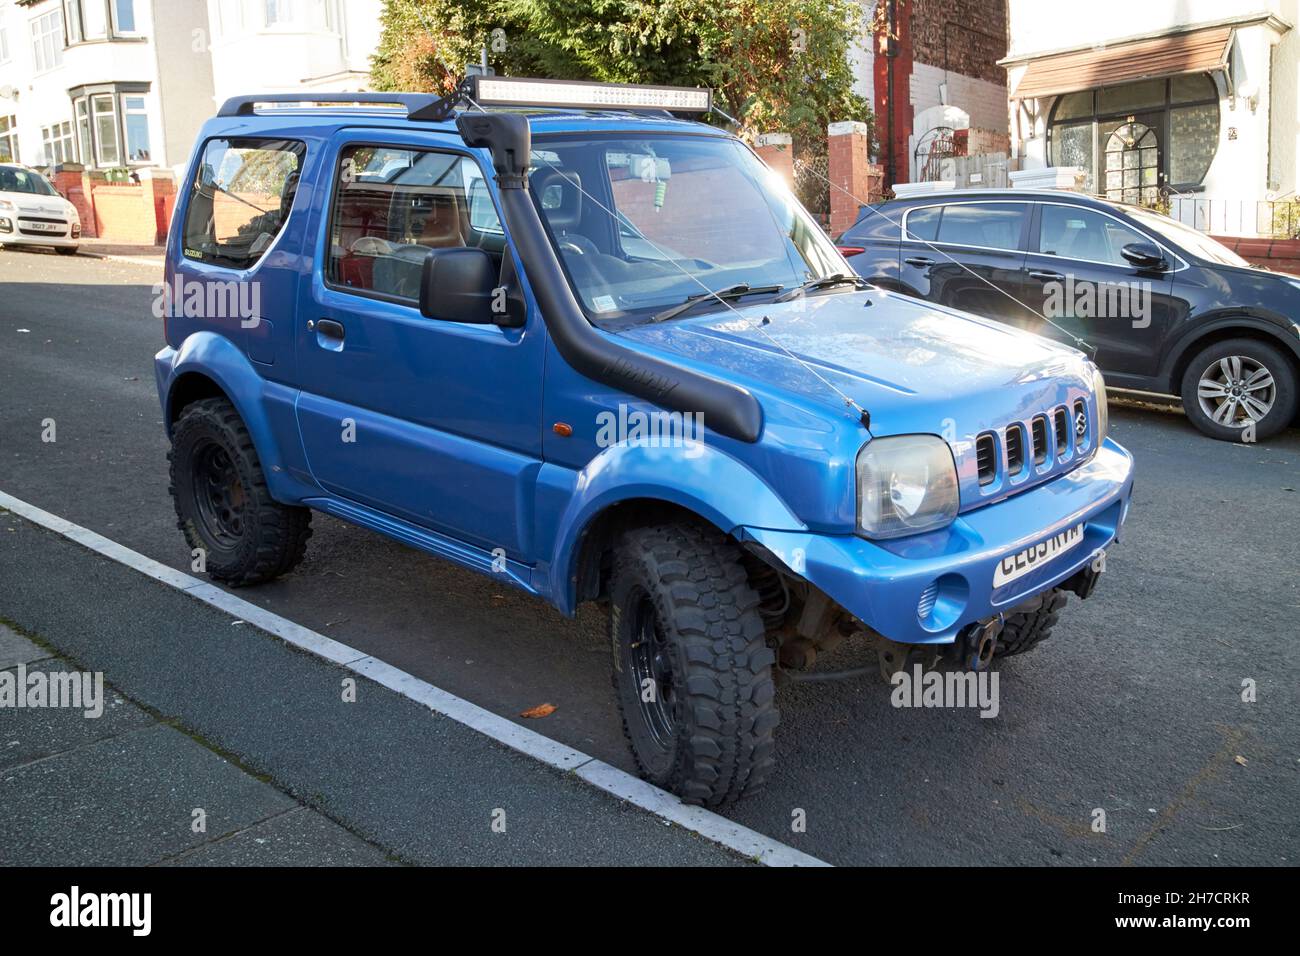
left=1047, top=73, right=1220, bottom=204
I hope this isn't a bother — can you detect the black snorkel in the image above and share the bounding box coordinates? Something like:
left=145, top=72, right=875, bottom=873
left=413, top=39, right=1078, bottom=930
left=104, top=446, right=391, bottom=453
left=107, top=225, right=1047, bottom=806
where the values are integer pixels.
left=455, top=112, right=764, bottom=444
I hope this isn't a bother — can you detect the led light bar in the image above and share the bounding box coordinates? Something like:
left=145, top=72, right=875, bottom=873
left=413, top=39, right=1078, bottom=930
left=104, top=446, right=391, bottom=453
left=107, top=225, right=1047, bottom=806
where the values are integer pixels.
left=467, top=76, right=712, bottom=113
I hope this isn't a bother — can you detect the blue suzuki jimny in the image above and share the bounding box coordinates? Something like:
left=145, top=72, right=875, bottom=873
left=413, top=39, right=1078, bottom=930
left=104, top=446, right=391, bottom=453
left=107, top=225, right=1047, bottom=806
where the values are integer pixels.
left=155, top=78, right=1134, bottom=806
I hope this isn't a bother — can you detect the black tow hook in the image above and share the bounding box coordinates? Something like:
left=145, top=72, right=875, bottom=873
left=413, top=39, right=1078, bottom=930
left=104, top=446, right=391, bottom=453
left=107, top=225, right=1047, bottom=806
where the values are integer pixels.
left=958, top=616, right=1003, bottom=672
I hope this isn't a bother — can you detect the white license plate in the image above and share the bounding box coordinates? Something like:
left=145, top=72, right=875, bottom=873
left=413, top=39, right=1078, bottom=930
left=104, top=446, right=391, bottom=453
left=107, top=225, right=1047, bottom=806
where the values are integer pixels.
left=24, top=222, right=62, bottom=232
left=993, top=524, right=1084, bottom=588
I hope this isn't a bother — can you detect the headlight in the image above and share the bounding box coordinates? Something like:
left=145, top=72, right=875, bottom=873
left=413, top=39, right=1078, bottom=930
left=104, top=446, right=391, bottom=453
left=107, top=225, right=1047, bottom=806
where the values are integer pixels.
left=1093, top=367, right=1109, bottom=445
left=856, top=435, right=960, bottom=539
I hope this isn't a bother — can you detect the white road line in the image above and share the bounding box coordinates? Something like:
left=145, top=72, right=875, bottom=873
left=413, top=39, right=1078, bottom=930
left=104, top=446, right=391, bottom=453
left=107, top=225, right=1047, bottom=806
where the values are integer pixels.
left=0, top=489, right=829, bottom=868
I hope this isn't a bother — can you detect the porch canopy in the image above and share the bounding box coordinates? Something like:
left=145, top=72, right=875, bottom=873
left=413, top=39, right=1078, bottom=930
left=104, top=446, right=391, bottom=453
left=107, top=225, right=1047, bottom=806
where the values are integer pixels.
left=1007, top=25, right=1233, bottom=101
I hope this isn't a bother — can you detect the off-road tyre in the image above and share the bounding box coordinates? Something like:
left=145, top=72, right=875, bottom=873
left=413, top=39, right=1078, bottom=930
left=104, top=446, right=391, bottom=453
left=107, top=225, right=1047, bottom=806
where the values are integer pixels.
left=609, top=523, right=778, bottom=807
left=169, top=397, right=311, bottom=587
left=993, top=590, right=1068, bottom=658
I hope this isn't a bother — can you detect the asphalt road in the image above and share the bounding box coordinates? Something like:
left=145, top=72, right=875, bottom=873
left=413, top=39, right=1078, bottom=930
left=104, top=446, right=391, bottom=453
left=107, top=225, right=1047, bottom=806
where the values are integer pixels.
left=2, top=248, right=1297, bottom=866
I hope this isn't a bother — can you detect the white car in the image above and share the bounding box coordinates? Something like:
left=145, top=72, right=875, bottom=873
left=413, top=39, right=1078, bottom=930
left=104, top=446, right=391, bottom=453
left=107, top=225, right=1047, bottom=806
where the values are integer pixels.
left=0, top=163, right=82, bottom=255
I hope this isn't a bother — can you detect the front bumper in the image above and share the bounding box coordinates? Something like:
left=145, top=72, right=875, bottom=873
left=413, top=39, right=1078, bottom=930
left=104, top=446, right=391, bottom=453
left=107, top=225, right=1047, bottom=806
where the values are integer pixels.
left=738, top=438, right=1134, bottom=646
left=0, top=222, right=80, bottom=248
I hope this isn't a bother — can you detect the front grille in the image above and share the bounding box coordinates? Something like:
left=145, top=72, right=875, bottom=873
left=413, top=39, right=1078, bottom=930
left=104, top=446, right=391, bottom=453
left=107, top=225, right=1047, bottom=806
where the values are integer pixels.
left=1030, top=416, right=1049, bottom=464
left=1005, top=424, right=1025, bottom=475
left=19, top=227, right=68, bottom=237
left=974, top=398, right=1091, bottom=496
left=18, top=216, right=68, bottom=225
left=975, top=433, right=997, bottom=485
left=1054, top=407, right=1070, bottom=456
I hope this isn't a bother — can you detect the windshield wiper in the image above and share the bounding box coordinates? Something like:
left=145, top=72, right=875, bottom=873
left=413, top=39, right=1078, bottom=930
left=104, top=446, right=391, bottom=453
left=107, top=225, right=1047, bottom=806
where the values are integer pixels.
left=648, top=283, right=784, bottom=324
left=774, top=273, right=870, bottom=302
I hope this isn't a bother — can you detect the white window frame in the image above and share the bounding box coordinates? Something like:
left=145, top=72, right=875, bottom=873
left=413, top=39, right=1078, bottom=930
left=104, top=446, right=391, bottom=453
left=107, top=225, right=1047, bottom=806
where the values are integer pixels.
left=264, top=0, right=294, bottom=28
left=110, top=0, right=139, bottom=37
left=120, top=93, right=150, bottom=163
left=0, top=115, right=19, bottom=164
left=42, top=121, right=76, bottom=167
left=31, top=9, right=66, bottom=73
left=91, top=93, right=120, bottom=167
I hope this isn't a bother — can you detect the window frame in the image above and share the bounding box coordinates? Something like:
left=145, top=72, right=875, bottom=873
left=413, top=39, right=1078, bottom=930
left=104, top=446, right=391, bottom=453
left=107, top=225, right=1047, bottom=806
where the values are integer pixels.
left=1046, top=73, right=1221, bottom=197
left=900, top=199, right=1034, bottom=254
left=0, top=114, right=19, bottom=165
left=322, top=140, right=506, bottom=309
left=181, top=135, right=308, bottom=272
left=42, top=121, right=76, bottom=166
left=120, top=93, right=150, bottom=162
left=31, top=8, right=65, bottom=73
left=1027, top=200, right=1188, bottom=272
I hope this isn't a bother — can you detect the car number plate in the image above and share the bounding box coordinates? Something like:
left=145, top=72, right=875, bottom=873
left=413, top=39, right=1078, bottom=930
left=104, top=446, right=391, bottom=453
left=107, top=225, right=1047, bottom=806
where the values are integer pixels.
left=993, top=524, right=1084, bottom=588
left=24, top=222, right=62, bottom=232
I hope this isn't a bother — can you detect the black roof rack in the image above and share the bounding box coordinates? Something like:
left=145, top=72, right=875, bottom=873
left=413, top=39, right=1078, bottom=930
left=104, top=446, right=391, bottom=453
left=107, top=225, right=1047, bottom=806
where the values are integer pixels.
left=216, top=92, right=451, bottom=121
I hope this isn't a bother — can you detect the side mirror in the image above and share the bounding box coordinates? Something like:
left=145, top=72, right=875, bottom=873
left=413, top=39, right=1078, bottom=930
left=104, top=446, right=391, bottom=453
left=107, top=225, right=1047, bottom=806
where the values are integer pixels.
left=419, top=247, right=522, bottom=326
left=1120, top=241, right=1168, bottom=271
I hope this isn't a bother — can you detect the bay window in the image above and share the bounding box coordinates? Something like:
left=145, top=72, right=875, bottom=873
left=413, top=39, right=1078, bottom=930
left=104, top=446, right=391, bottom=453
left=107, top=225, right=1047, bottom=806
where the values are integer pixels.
left=70, top=85, right=153, bottom=169
left=62, top=0, right=137, bottom=44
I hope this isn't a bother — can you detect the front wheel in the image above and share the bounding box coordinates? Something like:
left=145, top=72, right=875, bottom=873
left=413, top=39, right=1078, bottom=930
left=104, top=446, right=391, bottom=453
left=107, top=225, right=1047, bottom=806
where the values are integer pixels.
left=1180, top=338, right=1297, bottom=441
left=55, top=246, right=79, bottom=256
left=609, top=524, right=778, bottom=807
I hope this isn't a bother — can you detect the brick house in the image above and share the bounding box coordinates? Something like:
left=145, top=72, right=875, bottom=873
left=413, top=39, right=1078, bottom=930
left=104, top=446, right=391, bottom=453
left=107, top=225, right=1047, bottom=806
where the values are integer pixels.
left=849, top=0, right=1011, bottom=189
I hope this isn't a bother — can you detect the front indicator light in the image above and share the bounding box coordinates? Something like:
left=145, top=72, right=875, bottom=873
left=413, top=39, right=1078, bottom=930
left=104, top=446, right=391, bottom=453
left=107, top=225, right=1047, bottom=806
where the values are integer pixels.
left=857, top=435, right=960, bottom=539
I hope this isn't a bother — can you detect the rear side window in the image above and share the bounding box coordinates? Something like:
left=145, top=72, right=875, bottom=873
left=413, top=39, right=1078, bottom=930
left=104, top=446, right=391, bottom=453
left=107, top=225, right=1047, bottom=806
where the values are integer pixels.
left=935, top=203, right=1026, bottom=251
left=904, top=205, right=941, bottom=241
left=182, top=138, right=305, bottom=269
left=326, top=145, right=504, bottom=302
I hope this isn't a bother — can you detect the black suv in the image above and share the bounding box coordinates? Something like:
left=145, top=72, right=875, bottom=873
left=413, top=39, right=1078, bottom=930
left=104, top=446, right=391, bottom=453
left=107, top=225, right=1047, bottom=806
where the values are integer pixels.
left=838, top=190, right=1300, bottom=441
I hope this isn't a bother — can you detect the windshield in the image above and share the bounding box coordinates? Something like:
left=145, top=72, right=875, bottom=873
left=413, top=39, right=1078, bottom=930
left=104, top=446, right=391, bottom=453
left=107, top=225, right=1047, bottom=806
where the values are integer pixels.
left=529, top=134, right=845, bottom=321
left=1124, top=205, right=1250, bottom=268
left=0, top=166, right=58, bottom=197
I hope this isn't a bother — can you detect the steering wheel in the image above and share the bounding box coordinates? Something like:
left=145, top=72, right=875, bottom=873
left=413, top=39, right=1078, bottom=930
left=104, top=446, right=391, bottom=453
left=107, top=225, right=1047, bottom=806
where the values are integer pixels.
left=559, top=234, right=599, bottom=256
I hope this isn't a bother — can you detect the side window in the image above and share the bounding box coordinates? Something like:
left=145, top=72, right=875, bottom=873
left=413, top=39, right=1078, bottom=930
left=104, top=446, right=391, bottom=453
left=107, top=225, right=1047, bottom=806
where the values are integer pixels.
left=327, top=145, right=503, bottom=302
left=1038, top=204, right=1146, bottom=266
left=904, top=205, right=941, bottom=241
left=935, top=203, right=1027, bottom=251
left=182, top=138, right=305, bottom=269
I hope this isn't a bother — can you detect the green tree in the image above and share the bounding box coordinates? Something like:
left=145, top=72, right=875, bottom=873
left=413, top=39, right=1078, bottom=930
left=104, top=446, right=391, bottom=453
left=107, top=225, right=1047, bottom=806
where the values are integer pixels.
left=371, top=0, right=871, bottom=144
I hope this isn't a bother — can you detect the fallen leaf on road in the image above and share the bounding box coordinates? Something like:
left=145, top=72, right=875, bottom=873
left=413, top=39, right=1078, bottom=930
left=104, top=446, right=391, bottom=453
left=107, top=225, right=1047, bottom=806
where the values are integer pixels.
left=520, top=703, right=557, bottom=719
left=1234, top=755, right=1248, bottom=766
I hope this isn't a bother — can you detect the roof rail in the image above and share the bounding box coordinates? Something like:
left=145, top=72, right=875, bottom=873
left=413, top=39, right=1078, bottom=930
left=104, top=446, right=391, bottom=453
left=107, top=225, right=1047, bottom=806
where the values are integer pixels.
left=216, top=92, right=447, bottom=119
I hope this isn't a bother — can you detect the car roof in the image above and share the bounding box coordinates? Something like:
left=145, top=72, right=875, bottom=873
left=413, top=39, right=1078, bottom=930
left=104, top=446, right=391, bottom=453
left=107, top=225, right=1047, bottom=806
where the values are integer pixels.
left=876, top=188, right=1137, bottom=211
left=206, top=104, right=730, bottom=140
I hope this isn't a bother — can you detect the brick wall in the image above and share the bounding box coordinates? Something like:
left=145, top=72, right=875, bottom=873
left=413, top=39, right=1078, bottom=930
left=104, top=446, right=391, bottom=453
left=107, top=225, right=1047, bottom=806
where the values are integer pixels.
left=909, top=0, right=1007, bottom=83
left=1213, top=236, right=1300, bottom=277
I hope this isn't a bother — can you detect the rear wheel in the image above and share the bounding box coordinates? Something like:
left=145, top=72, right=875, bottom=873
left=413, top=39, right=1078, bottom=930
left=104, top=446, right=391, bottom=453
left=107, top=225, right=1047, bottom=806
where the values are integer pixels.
left=169, top=397, right=312, bottom=586
left=609, top=524, right=778, bottom=806
left=1180, top=338, right=1297, bottom=441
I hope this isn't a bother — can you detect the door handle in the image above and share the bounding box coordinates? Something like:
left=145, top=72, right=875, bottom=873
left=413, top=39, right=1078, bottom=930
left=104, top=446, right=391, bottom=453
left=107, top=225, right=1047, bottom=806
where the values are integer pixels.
left=904, top=256, right=934, bottom=267
left=1028, top=270, right=1065, bottom=281
left=315, top=319, right=345, bottom=340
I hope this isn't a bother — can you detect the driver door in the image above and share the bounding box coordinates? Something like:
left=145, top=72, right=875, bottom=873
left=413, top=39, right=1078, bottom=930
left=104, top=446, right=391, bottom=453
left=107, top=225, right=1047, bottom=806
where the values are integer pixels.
left=294, top=131, right=545, bottom=557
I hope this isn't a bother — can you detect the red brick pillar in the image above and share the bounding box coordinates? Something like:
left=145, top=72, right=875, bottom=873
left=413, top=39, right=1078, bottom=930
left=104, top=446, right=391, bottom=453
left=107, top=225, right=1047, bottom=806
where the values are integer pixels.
left=141, top=167, right=176, bottom=244
left=52, top=163, right=97, bottom=239
left=828, top=121, right=880, bottom=237
left=754, top=133, right=794, bottom=190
